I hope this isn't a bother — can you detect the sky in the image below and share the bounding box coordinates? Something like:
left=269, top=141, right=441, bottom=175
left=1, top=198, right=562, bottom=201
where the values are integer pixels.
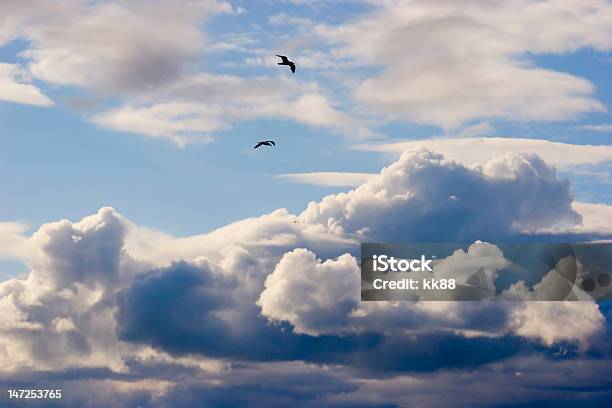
left=1, top=0, right=612, bottom=407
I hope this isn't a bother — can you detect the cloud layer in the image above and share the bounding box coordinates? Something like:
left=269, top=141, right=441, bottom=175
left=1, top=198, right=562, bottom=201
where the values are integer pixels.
left=4, top=0, right=612, bottom=143
left=1, top=0, right=368, bottom=144
left=1, top=149, right=610, bottom=406
left=1, top=2, right=611, bottom=405
left=354, top=137, right=612, bottom=169
left=317, top=0, right=612, bottom=128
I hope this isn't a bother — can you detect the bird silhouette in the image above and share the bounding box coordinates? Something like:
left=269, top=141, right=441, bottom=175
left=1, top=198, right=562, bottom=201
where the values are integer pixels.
left=254, top=140, right=276, bottom=149
left=276, top=55, right=295, bottom=73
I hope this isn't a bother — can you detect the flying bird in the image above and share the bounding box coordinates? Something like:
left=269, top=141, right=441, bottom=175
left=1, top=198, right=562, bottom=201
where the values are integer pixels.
left=276, top=55, right=296, bottom=73
left=254, top=140, right=275, bottom=149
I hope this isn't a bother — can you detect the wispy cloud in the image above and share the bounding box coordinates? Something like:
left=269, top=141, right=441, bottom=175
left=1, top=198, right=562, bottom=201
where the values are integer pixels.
left=92, top=74, right=363, bottom=145
left=1, top=0, right=372, bottom=144
left=277, top=172, right=375, bottom=187
left=577, top=124, right=612, bottom=132
left=0, top=63, right=53, bottom=106
left=572, top=201, right=612, bottom=234
left=353, top=137, right=612, bottom=168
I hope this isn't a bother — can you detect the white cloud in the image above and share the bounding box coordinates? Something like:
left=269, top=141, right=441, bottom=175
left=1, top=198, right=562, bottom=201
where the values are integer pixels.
left=93, top=102, right=217, bottom=145
left=0, top=221, right=30, bottom=260
left=268, top=12, right=313, bottom=27
left=300, top=150, right=581, bottom=241
left=122, top=207, right=357, bottom=267
left=577, top=124, right=612, bottom=132
left=258, top=244, right=604, bottom=346
left=0, top=63, right=53, bottom=106
left=4, top=0, right=612, bottom=145
left=258, top=249, right=360, bottom=336
left=0, top=209, right=129, bottom=372
left=443, top=121, right=493, bottom=139
left=280, top=137, right=612, bottom=192
left=0, top=0, right=49, bottom=47
left=2, top=1, right=369, bottom=144
left=10, top=0, right=235, bottom=92
left=277, top=172, right=375, bottom=187
left=93, top=74, right=367, bottom=144
left=0, top=149, right=607, bottom=375
left=317, top=0, right=612, bottom=127
left=509, top=302, right=604, bottom=348
left=353, top=137, right=612, bottom=168
left=571, top=202, right=612, bottom=234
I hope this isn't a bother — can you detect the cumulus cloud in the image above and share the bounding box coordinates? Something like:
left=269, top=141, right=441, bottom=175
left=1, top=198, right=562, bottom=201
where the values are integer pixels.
left=258, top=249, right=360, bottom=335
left=317, top=0, right=612, bottom=127
left=258, top=244, right=506, bottom=336
left=258, top=241, right=605, bottom=346
left=509, top=302, right=604, bottom=348
left=280, top=138, right=612, bottom=210
left=0, top=208, right=135, bottom=372
left=300, top=150, right=581, bottom=241
left=353, top=137, right=612, bottom=215
left=0, top=63, right=53, bottom=106
left=0, top=149, right=609, bottom=405
left=0, top=206, right=355, bottom=371
left=2, top=1, right=612, bottom=404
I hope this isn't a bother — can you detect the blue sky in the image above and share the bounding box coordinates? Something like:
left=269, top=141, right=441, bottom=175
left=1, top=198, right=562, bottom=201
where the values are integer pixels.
left=1, top=0, right=611, bottom=241
left=1, top=1, right=612, bottom=406
left=0, top=8, right=381, bottom=235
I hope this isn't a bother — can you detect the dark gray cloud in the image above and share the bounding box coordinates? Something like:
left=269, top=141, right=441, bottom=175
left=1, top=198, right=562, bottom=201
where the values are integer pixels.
left=3, top=354, right=612, bottom=408
left=116, top=261, right=235, bottom=349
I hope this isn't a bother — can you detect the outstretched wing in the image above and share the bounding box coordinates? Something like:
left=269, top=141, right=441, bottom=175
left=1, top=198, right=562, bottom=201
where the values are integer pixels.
left=268, top=140, right=276, bottom=146
left=254, top=142, right=264, bottom=149
left=289, top=62, right=295, bottom=73
left=276, top=55, right=289, bottom=63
